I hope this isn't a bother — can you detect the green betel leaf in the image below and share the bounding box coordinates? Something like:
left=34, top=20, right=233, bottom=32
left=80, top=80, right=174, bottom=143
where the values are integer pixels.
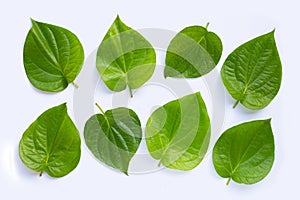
left=165, top=24, right=222, bottom=78
left=212, top=119, right=275, bottom=185
left=84, top=103, right=142, bottom=175
left=96, top=15, right=156, bottom=97
left=19, top=103, right=81, bottom=177
left=23, top=19, right=84, bottom=92
left=145, top=92, right=211, bottom=170
left=221, top=31, right=282, bottom=110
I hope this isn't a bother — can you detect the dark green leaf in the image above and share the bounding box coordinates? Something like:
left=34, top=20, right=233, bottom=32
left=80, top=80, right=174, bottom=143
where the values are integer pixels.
left=165, top=24, right=222, bottom=78
left=145, top=92, right=210, bottom=170
left=96, top=15, right=156, bottom=97
left=84, top=103, right=142, bottom=175
left=221, top=30, right=282, bottom=110
left=213, top=119, right=275, bottom=185
left=23, top=19, right=84, bottom=92
left=19, top=103, right=81, bottom=177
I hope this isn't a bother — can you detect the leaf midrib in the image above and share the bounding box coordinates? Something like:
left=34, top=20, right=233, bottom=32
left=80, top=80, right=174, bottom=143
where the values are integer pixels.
left=158, top=105, right=181, bottom=162
left=237, top=42, right=272, bottom=102
left=110, top=23, right=131, bottom=89
left=32, top=22, right=60, bottom=68
left=159, top=104, right=204, bottom=164
left=175, top=30, right=208, bottom=74
left=103, top=113, right=132, bottom=153
left=229, top=126, right=261, bottom=178
left=31, top=21, right=70, bottom=81
left=99, top=113, right=134, bottom=173
left=46, top=113, right=67, bottom=164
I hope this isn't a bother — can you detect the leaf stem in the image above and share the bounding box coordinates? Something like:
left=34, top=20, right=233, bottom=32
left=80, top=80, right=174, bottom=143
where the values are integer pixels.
left=95, top=103, right=105, bottom=115
left=39, top=171, right=43, bottom=177
left=158, top=159, right=162, bottom=167
left=226, top=177, right=232, bottom=185
left=129, top=87, right=133, bottom=98
left=205, top=22, right=210, bottom=29
left=72, top=81, right=79, bottom=88
left=233, top=100, right=240, bottom=108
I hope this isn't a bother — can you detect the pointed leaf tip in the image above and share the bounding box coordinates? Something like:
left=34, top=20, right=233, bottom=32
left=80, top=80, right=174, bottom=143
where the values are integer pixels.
left=266, top=118, right=272, bottom=123
left=267, top=29, right=276, bottom=37
left=123, top=171, right=129, bottom=176
left=115, top=14, right=121, bottom=22
left=30, top=18, right=35, bottom=23
left=57, top=102, right=67, bottom=108
left=30, top=18, right=38, bottom=26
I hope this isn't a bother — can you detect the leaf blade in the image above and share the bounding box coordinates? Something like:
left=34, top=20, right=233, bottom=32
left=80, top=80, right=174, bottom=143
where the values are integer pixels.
left=221, top=31, right=282, bottom=110
left=165, top=25, right=222, bottom=78
left=212, top=119, right=275, bottom=185
left=146, top=92, right=211, bottom=170
left=19, top=103, right=81, bottom=177
left=23, top=19, right=84, bottom=92
left=84, top=107, right=142, bottom=174
left=96, top=16, right=156, bottom=96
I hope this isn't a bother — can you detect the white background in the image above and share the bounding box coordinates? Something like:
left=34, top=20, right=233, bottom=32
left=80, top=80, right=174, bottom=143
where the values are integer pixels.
left=0, top=0, right=298, bottom=199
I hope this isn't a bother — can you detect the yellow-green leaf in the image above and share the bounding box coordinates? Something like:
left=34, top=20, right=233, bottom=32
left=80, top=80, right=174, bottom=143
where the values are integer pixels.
left=146, top=92, right=210, bottom=170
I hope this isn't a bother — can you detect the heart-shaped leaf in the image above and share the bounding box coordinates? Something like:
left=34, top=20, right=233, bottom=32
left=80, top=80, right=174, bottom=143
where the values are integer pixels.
left=19, top=103, right=81, bottom=177
left=213, top=119, right=275, bottom=185
left=96, top=15, right=156, bottom=97
left=23, top=19, right=84, bottom=92
left=145, top=92, right=210, bottom=170
left=221, top=30, right=282, bottom=110
left=165, top=24, right=222, bottom=78
left=84, top=103, right=142, bottom=175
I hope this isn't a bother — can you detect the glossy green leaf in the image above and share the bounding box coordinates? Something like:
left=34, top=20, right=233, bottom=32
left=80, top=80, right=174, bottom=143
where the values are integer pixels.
left=23, top=19, right=84, bottom=92
left=221, top=31, right=282, bottom=110
left=145, top=92, right=210, bottom=170
left=84, top=103, right=142, bottom=175
left=165, top=24, right=222, bottom=78
left=19, top=103, right=81, bottom=177
left=96, top=15, right=156, bottom=97
left=213, top=119, right=275, bottom=185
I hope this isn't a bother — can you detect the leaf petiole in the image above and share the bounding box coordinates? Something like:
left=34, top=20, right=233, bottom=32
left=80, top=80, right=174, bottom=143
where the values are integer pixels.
left=129, top=87, right=133, bottom=98
left=233, top=100, right=240, bottom=108
left=95, top=103, right=105, bottom=115
left=226, top=177, right=231, bottom=185
left=205, top=22, right=210, bottom=29
left=72, top=81, right=79, bottom=88
left=158, top=160, right=162, bottom=167
left=39, top=171, right=43, bottom=177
